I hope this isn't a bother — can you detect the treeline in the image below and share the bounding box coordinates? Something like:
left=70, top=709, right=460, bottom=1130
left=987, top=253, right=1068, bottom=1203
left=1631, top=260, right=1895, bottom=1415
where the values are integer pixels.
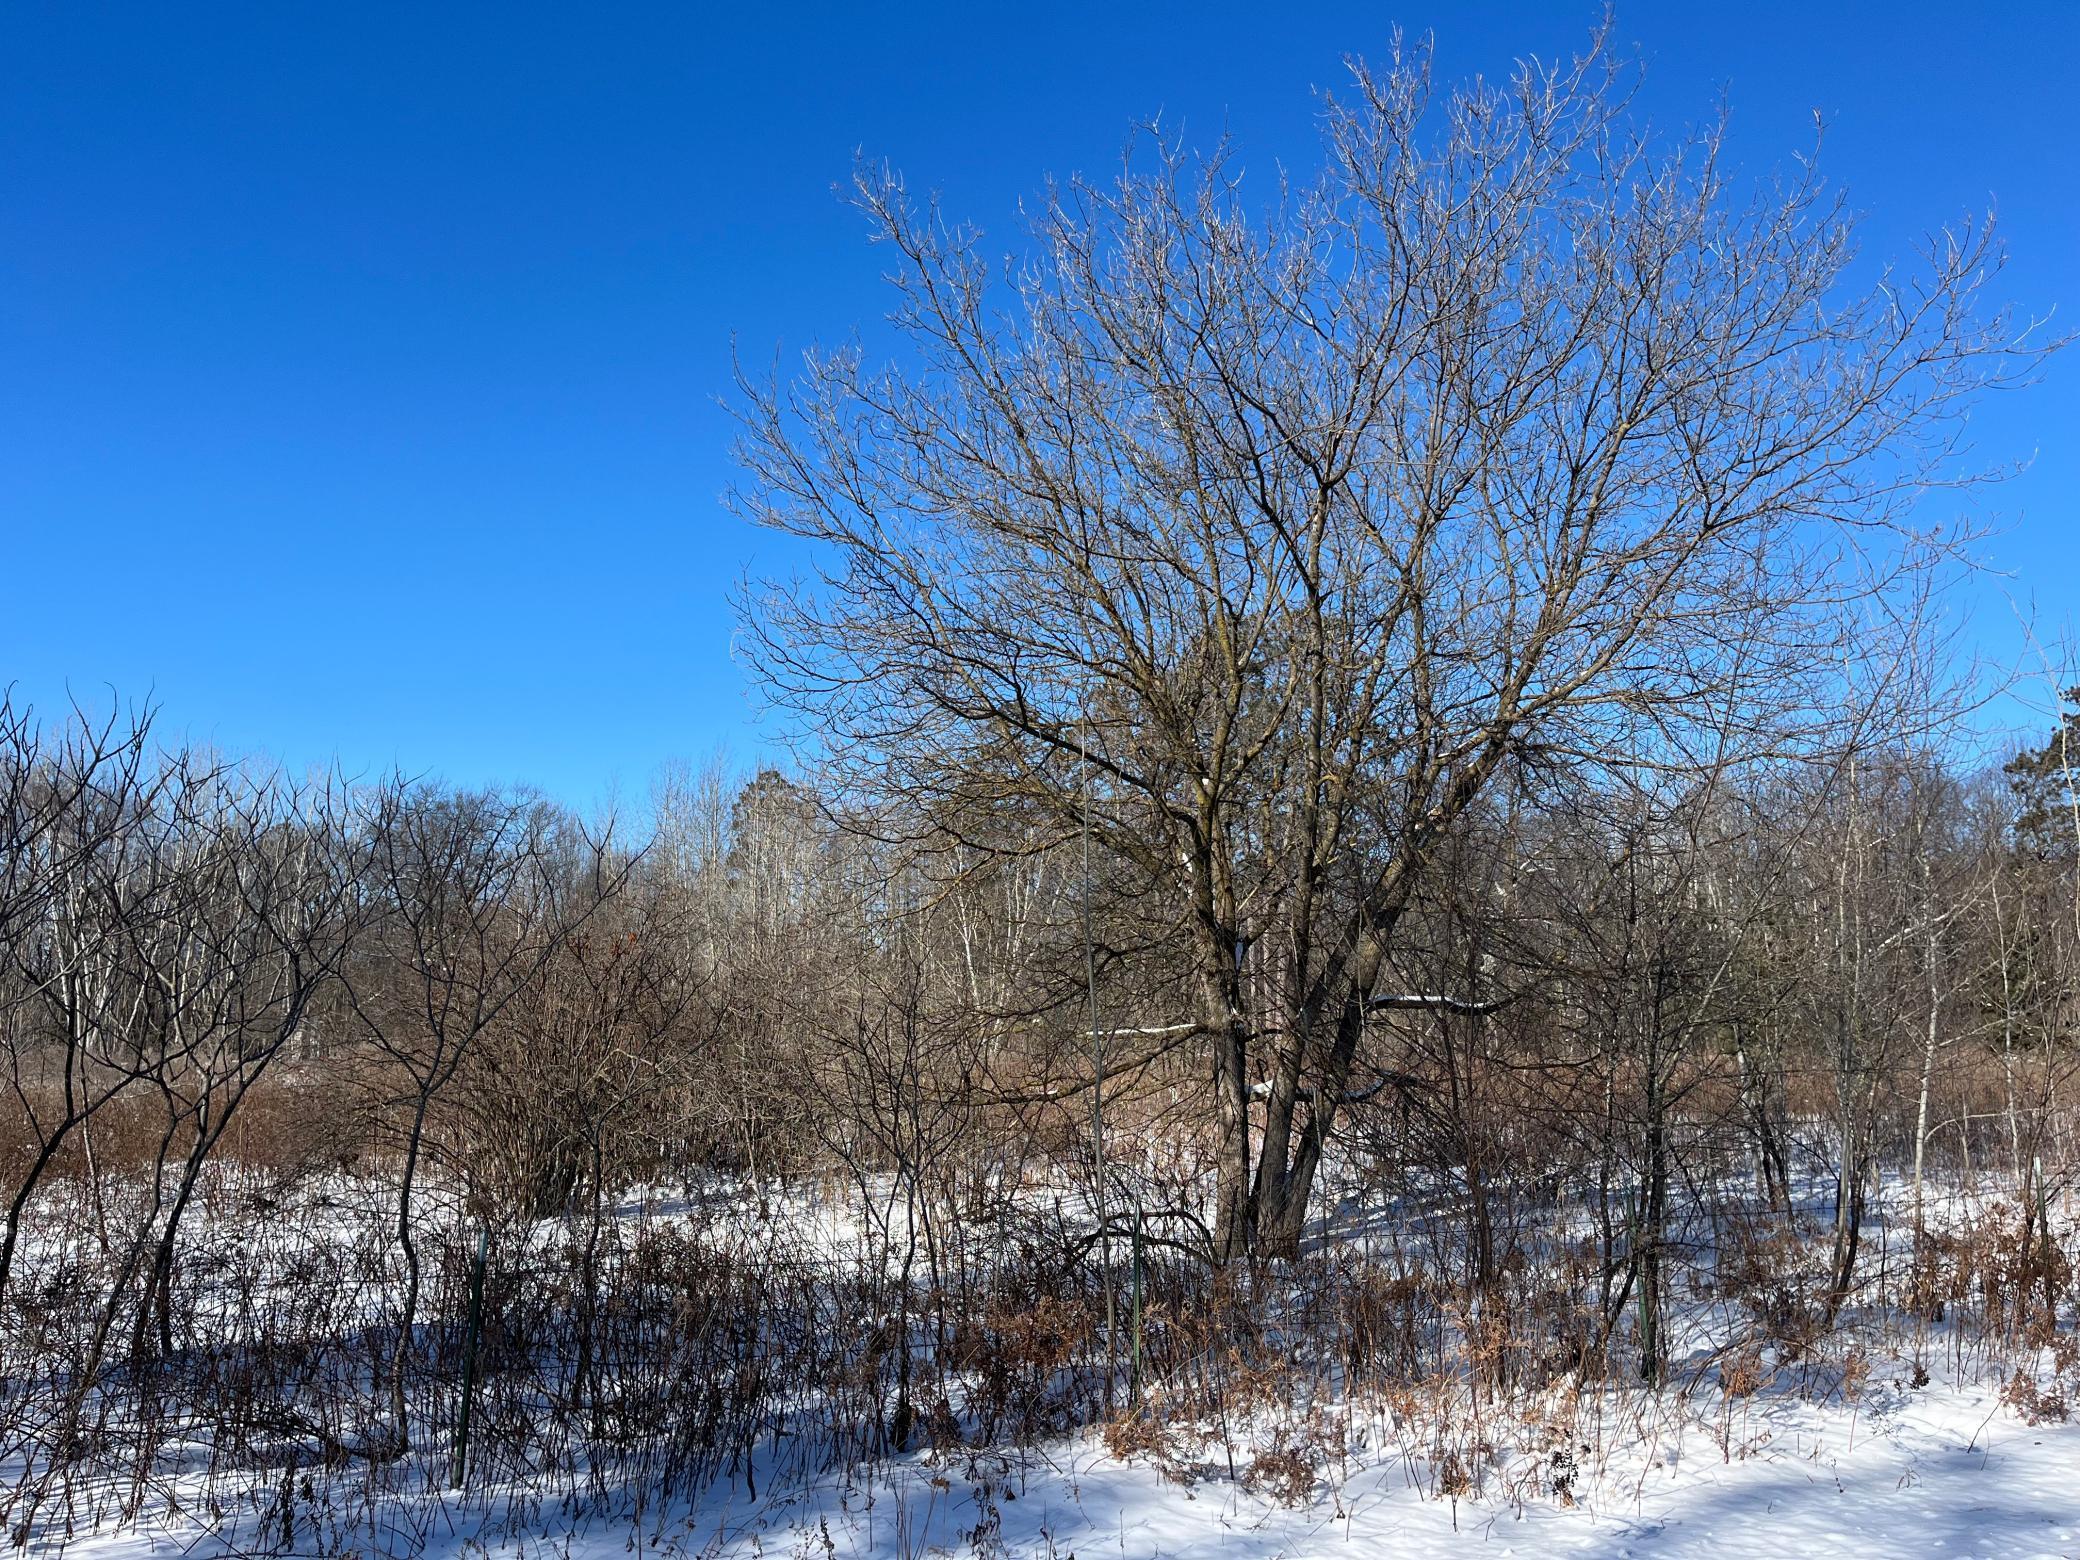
left=6, top=684, right=2079, bottom=1356
left=5, top=694, right=2080, bottom=1538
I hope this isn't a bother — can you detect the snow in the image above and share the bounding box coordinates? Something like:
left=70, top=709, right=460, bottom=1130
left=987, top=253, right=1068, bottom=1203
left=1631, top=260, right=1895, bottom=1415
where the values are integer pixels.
left=681, top=1385, right=2080, bottom=1558
left=20, top=1170, right=2080, bottom=1558
left=38, top=1357, right=2080, bottom=1558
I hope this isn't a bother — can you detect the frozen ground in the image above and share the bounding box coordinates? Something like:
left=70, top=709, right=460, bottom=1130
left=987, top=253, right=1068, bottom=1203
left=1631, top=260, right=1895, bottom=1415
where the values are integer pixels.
left=694, top=1383, right=2079, bottom=1559
left=20, top=1170, right=2080, bottom=1559
left=48, top=1362, right=2080, bottom=1559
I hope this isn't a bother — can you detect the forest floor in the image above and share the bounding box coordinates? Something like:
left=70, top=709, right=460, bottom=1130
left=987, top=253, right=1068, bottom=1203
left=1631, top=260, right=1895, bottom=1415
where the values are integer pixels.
left=19, top=1170, right=2080, bottom=1558
left=32, top=1206, right=2080, bottom=1555
left=49, top=1354, right=2080, bottom=1558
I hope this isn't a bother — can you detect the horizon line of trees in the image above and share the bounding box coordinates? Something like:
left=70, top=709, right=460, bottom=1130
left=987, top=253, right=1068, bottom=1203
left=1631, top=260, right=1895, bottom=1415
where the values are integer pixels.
left=7, top=675, right=2080, bottom=1328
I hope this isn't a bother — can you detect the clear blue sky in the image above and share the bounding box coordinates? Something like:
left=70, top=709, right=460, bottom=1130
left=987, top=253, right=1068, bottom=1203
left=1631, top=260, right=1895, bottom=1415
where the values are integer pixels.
left=5, top=3, right=2075, bottom=806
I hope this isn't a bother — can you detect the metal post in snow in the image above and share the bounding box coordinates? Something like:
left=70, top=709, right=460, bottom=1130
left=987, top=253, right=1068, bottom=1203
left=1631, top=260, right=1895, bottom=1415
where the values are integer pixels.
left=1129, top=1190, right=1145, bottom=1413
left=450, top=1225, right=489, bottom=1489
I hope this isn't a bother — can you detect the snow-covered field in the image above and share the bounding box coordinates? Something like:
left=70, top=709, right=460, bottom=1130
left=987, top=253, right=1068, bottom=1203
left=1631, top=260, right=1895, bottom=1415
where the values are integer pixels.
left=16, top=1170, right=2080, bottom=1559
left=652, top=1375, right=2080, bottom=1558
left=46, top=1364, right=2080, bottom=1558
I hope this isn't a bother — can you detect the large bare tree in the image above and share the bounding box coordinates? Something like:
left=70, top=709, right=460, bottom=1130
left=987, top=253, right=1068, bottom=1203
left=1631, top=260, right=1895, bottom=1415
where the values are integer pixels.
left=732, top=33, right=2042, bottom=1258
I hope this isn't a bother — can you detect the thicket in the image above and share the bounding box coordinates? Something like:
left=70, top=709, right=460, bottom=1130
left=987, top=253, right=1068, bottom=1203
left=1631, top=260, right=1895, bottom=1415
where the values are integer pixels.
left=3, top=686, right=2080, bottom=1549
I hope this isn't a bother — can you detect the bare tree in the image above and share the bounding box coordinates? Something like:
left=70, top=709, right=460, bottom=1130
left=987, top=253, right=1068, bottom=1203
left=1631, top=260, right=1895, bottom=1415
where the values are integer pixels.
left=733, top=30, right=2042, bottom=1257
left=0, top=695, right=167, bottom=1307
left=343, top=781, right=622, bottom=1455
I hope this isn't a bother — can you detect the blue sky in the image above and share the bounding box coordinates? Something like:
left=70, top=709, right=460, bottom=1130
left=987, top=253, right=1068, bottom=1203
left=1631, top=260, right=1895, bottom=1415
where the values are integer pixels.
left=4, top=3, right=2075, bottom=806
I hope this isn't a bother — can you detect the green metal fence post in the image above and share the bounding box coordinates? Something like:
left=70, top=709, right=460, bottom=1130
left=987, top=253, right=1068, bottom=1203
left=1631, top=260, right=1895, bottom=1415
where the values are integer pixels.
left=450, top=1225, right=489, bottom=1489
left=1129, top=1193, right=1144, bottom=1412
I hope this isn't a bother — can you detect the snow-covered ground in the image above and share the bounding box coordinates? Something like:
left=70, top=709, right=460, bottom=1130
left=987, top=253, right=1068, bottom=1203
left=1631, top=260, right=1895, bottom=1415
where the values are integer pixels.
left=41, top=1355, right=2080, bottom=1558
left=18, top=1169, right=2080, bottom=1558
left=681, top=1377, right=2080, bottom=1558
